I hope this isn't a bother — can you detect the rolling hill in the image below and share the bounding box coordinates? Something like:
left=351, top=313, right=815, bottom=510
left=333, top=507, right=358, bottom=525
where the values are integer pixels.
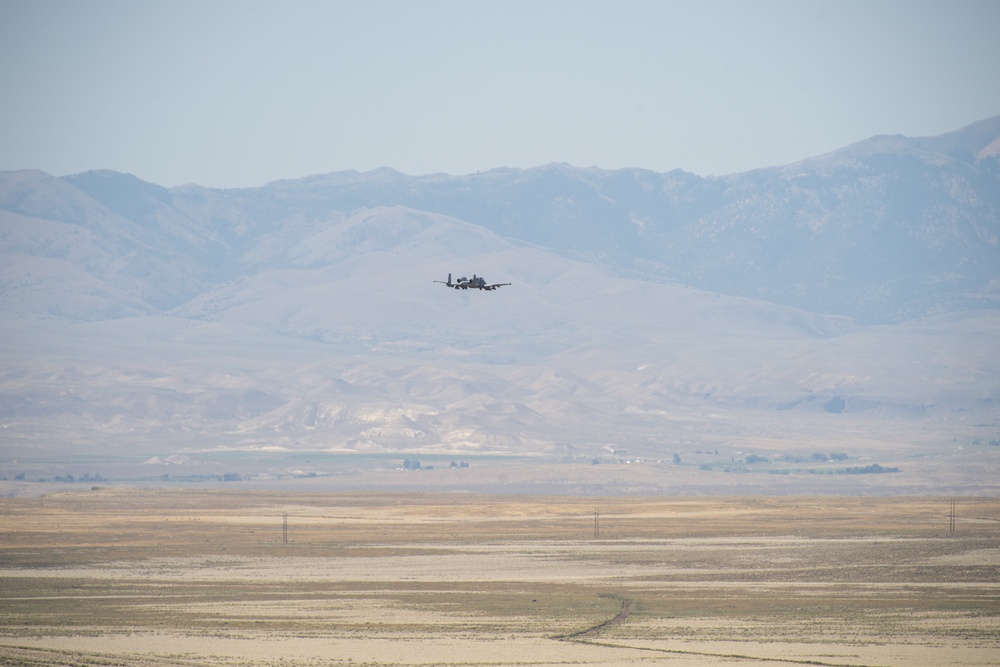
left=1, top=117, right=998, bottom=493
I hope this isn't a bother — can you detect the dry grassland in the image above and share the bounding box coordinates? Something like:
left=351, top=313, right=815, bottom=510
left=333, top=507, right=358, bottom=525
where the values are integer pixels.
left=1, top=489, right=998, bottom=666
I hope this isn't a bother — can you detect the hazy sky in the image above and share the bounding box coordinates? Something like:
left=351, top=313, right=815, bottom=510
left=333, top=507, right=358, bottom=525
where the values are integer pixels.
left=2, top=0, right=998, bottom=188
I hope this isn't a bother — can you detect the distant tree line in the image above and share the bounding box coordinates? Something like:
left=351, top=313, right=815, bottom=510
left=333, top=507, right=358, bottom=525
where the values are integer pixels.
left=402, top=459, right=470, bottom=470
left=698, top=460, right=898, bottom=475
left=807, top=463, right=900, bottom=475
left=839, top=463, right=899, bottom=474
left=6, top=473, right=106, bottom=483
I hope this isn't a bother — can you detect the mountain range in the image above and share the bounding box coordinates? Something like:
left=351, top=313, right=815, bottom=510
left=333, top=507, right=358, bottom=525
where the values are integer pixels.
left=1, top=116, right=998, bottom=493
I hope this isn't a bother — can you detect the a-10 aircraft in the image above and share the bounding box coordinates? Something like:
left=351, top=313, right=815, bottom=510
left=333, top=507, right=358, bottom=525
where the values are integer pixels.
left=434, top=273, right=511, bottom=291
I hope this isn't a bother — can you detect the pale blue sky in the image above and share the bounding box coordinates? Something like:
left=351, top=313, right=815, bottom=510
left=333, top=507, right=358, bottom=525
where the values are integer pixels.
left=2, top=0, right=998, bottom=188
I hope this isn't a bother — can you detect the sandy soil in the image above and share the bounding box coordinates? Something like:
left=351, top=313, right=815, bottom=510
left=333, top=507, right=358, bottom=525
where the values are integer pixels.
left=1, top=490, right=998, bottom=666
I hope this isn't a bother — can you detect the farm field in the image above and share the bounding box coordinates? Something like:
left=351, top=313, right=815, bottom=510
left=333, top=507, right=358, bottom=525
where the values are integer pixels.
left=1, top=490, right=998, bottom=666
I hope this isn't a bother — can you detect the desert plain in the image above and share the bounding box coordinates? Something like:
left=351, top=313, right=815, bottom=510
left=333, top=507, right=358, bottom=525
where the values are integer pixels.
left=0, top=489, right=998, bottom=667
left=0, top=487, right=1000, bottom=667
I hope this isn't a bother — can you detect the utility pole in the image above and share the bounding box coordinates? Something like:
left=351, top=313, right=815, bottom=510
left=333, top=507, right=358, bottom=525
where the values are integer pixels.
left=594, top=510, right=600, bottom=539
left=282, top=512, right=288, bottom=544
left=949, top=499, right=956, bottom=533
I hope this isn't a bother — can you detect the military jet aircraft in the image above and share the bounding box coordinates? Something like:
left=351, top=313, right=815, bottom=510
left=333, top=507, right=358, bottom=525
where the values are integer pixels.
left=434, top=273, right=511, bottom=291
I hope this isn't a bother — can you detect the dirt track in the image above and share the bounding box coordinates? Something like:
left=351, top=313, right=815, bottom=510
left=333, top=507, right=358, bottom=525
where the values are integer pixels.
left=560, top=597, right=632, bottom=639
left=0, top=645, right=199, bottom=667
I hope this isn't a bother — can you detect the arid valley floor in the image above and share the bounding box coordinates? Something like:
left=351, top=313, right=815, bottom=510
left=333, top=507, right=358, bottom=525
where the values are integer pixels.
left=1, top=490, right=998, bottom=666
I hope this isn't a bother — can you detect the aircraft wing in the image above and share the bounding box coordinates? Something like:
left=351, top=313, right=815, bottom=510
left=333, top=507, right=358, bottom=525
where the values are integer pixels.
left=482, top=282, right=511, bottom=290
left=434, top=273, right=455, bottom=287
